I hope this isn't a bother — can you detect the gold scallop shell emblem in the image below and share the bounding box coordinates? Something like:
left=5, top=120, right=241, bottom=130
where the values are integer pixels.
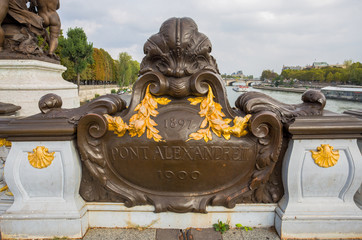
left=310, top=144, right=340, bottom=168
left=28, top=146, right=55, bottom=169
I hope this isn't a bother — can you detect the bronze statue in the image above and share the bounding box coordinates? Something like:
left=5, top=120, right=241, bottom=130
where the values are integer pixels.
left=36, top=0, right=60, bottom=56
left=0, top=0, right=8, bottom=52
left=0, top=0, right=61, bottom=61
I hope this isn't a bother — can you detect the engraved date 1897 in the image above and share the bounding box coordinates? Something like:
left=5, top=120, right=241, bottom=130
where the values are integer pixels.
left=164, top=118, right=192, bottom=129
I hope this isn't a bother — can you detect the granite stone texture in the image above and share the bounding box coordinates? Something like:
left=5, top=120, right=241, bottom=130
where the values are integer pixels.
left=82, top=227, right=281, bottom=240
left=83, top=228, right=157, bottom=240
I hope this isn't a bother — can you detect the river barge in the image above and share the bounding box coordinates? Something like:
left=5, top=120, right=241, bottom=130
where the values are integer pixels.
left=232, top=85, right=249, bottom=92
left=321, top=86, right=362, bottom=102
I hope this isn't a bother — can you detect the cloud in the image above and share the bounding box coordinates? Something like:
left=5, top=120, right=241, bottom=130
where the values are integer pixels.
left=62, top=20, right=102, bottom=36
left=57, top=0, right=362, bottom=77
left=108, top=44, right=143, bottom=62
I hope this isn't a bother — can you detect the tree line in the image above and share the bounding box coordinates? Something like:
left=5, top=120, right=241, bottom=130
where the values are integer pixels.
left=261, top=61, right=362, bottom=86
left=57, top=27, right=140, bottom=88
left=221, top=74, right=254, bottom=80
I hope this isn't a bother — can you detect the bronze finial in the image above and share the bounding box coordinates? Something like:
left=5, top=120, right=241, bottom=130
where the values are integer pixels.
left=140, top=17, right=219, bottom=78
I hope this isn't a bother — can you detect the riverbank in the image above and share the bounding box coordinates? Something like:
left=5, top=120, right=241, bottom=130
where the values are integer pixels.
left=79, top=85, right=119, bottom=102
left=252, top=85, right=310, bottom=93
left=79, top=85, right=133, bottom=102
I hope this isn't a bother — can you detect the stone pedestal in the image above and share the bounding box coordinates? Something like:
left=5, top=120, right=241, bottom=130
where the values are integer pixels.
left=355, top=185, right=362, bottom=208
left=0, top=60, right=79, bottom=116
left=275, top=137, right=362, bottom=238
left=0, top=141, right=87, bottom=239
left=0, top=145, right=13, bottom=215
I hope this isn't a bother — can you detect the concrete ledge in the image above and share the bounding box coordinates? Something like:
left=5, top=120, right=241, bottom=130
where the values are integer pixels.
left=1, top=215, right=88, bottom=239
left=275, top=209, right=362, bottom=239
left=87, top=202, right=277, bottom=229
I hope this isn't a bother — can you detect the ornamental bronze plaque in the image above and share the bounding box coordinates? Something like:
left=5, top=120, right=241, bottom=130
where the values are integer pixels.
left=76, top=17, right=326, bottom=213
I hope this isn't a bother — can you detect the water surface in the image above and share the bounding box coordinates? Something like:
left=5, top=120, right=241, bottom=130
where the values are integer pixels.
left=225, top=86, right=361, bottom=114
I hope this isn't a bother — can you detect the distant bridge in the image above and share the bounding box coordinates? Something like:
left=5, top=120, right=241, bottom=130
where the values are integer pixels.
left=224, top=78, right=262, bottom=86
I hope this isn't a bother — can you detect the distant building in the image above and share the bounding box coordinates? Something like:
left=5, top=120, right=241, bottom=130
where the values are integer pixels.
left=231, top=70, right=244, bottom=78
left=312, top=62, right=329, bottom=68
left=329, top=64, right=346, bottom=69
left=282, top=62, right=346, bottom=72
left=282, top=65, right=302, bottom=71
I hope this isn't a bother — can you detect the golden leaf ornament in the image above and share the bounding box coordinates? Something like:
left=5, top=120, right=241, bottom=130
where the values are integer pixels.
left=28, top=146, right=55, bottom=169
left=0, top=185, right=13, bottom=196
left=105, top=84, right=171, bottom=142
left=310, top=144, right=340, bottom=168
left=104, top=114, right=128, bottom=137
left=187, top=86, right=251, bottom=142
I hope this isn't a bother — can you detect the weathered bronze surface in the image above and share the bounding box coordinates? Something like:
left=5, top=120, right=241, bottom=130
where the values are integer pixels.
left=0, top=17, right=334, bottom=213
left=0, top=0, right=61, bottom=62
left=0, top=93, right=125, bottom=141
left=76, top=17, right=326, bottom=213
left=288, top=111, right=362, bottom=139
left=0, top=102, right=20, bottom=116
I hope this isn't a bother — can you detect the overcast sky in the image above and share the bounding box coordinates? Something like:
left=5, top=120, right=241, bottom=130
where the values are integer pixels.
left=58, top=0, right=362, bottom=77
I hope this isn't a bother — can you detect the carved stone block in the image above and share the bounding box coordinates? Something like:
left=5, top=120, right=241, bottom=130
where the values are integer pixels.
left=275, top=139, right=362, bottom=239
left=0, top=141, right=87, bottom=239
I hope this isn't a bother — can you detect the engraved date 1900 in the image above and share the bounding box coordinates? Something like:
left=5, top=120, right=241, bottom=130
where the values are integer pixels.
left=158, top=170, right=200, bottom=180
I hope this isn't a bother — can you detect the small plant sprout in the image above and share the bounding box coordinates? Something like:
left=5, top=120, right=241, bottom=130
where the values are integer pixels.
left=213, top=220, right=230, bottom=234
left=235, top=223, right=253, bottom=231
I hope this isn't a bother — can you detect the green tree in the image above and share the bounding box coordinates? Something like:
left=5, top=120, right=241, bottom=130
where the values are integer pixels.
left=61, top=57, right=76, bottom=81
left=349, top=62, right=362, bottom=85
left=59, top=27, right=93, bottom=91
left=261, top=70, right=278, bottom=81
left=334, top=72, right=342, bottom=83
left=311, top=69, right=324, bottom=82
left=130, top=60, right=140, bottom=85
left=281, top=69, right=291, bottom=79
left=118, top=52, right=140, bottom=87
left=343, top=59, right=353, bottom=68
left=118, top=52, right=132, bottom=86
left=326, top=72, right=334, bottom=82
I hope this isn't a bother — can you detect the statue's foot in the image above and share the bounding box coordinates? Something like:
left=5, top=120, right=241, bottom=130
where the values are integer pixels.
left=47, top=52, right=60, bottom=61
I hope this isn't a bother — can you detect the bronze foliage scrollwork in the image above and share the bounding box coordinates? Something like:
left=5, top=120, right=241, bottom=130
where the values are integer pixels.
left=76, top=81, right=285, bottom=212
left=75, top=17, right=325, bottom=213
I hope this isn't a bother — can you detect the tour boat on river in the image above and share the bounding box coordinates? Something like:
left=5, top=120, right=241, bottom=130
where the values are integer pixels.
left=232, top=85, right=249, bottom=92
left=321, top=86, right=362, bottom=102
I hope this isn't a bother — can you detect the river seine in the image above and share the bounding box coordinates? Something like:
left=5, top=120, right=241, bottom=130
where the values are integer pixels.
left=225, top=86, right=361, bottom=113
